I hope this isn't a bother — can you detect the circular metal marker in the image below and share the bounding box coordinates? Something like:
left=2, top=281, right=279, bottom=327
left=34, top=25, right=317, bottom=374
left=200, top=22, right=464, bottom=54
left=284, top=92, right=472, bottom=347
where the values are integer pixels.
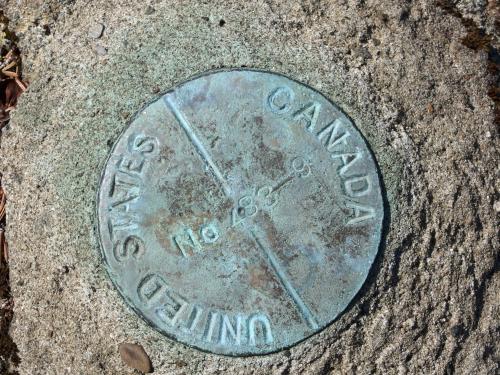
left=97, top=69, right=384, bottom=355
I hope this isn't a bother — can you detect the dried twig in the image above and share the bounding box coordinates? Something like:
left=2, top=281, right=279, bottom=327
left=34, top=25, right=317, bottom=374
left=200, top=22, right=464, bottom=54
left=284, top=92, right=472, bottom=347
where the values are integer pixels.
left=15, top=77, right=26, bottom=91
left=1, top=70, right=16, bottom=78
left=0, top=14, right=27, bottom=129
left=0, top=230, right=7, bottom=263
left=1, top=60, right=16, bottom=72
left=0, top=186, right=5, bottom=222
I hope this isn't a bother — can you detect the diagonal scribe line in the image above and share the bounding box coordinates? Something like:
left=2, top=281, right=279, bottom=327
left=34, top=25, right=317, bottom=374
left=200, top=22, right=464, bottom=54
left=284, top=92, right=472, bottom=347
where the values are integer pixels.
left=271, top=174, right=294, bottom=193
left=165, top=92, right=318, bottom=329
left=249, top=229, right=319, bottom=330
left=164, top=94, right=232, bottom=198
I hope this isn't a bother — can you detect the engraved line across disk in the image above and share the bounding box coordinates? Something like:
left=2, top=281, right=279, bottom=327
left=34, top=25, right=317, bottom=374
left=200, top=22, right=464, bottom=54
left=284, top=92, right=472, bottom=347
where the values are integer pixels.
left=271, top=174, right=294, bottom=193
left=249, top=229, right=319, bottom=330
left=164, top=94, right=233, bottom=197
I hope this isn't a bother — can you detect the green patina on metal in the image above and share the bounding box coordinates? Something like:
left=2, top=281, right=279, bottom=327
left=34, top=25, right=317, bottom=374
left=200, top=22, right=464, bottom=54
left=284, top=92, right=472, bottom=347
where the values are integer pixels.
left=97, top=69, right=384, bottom=355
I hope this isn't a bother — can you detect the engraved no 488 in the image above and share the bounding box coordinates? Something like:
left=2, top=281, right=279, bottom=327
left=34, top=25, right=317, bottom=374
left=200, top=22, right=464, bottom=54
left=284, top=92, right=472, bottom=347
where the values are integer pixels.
left=232, top=156, right=311, bottom=227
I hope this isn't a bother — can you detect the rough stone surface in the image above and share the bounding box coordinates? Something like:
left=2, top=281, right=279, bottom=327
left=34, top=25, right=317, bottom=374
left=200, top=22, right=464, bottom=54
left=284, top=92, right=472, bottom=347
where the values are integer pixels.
left=87, top=22, right=104, bottom=39
left=0, top=0, right=498, bottom=374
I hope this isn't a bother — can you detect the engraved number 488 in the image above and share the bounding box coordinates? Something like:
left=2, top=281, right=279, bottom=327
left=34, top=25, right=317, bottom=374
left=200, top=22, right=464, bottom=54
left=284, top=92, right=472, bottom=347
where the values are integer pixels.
left=232, top=186, right=278, bottom=226
left=291, top=156, right=311, bottom=178
left=231, top=157, right=311, bottom=226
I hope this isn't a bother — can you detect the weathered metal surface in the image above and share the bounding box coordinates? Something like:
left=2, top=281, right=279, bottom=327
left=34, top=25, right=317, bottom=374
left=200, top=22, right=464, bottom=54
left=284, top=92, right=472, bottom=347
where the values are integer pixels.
left=97, top=69, right=384, bottom=355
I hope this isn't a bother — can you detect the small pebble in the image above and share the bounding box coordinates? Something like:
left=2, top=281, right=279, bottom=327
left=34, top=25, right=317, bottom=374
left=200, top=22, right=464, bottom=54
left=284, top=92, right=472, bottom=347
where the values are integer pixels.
left=88, top=22, right=104, bottom=39
left=119, top=342, right=153, bottom=373
left=485, top=131, right=491, bottom=138
left=494, top=201, right=500, bottom=213
left=95, top=45, right=108, bottom=56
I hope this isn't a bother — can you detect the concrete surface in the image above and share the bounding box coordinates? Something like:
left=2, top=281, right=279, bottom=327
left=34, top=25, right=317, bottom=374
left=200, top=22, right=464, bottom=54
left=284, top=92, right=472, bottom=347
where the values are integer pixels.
left=0, top=0, right=498, bottom=374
